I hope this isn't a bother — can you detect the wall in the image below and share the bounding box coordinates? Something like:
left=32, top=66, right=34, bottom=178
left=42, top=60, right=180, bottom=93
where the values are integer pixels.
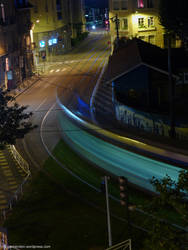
left=115, top=101, right=188, bottom=139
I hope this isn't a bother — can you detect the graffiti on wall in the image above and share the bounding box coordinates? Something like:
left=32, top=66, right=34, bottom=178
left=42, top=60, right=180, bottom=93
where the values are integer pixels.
left=115, top=102, right=188, bottom=139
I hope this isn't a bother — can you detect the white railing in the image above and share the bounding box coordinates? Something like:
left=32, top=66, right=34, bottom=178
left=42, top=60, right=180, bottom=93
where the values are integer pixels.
left=0, top=145, right=31, bottom=222
left=106, top=239, right=131, bottom=250
left=9, top=145, right=30, bottom=176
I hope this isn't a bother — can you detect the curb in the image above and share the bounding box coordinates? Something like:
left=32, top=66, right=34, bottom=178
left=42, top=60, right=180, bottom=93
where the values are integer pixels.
left=10, top=75, right=41, bottom=98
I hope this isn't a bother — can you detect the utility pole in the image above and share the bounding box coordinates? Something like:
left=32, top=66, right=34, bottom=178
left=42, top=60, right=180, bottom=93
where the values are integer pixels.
left=168, top=34, right=176, bottom=138
left=104, top=176, right=112, bottom=247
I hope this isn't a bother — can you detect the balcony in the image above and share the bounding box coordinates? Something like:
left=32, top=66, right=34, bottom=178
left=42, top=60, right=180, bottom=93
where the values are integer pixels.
left=138, top=25, right=156, bottom=32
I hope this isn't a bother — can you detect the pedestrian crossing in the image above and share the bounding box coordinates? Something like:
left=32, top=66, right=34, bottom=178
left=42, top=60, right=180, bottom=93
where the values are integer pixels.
left=0, top=148, right=27, bottom=211
left=36, top=58, right=105, bottom=75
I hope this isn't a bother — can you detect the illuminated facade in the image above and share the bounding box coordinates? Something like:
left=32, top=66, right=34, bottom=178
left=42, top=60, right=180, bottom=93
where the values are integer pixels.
left=109, top=0, right=181, bottom=49
left=29, top=0, right=86, bottom=63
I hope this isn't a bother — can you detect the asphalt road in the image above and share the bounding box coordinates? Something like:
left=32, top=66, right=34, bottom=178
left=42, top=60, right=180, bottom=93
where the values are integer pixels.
left=15, top=32, right=111, bottom=170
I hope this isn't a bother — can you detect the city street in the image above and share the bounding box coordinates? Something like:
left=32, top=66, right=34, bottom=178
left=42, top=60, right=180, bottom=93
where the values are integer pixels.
left=15, top=32, right=111, bottom=171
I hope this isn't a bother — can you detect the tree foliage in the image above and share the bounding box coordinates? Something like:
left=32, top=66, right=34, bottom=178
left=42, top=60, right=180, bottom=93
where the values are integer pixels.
left=144, top=171, right=188, bottom=249
left=159, top=0, right=188, bottom=43
left=0, top=89, right=37, bottom=148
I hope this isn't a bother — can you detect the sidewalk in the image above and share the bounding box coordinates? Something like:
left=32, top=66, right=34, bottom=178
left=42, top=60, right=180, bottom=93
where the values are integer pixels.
left=10, top=74, right=41, bottom=98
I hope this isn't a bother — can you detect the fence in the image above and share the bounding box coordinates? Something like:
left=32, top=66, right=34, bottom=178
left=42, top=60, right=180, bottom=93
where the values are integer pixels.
left=0, top=145, right=31, bottom=222
left=106, top=239, right=131, bottom=250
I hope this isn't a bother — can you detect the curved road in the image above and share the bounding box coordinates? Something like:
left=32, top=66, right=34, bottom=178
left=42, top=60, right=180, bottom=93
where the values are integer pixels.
left=14, top=31, right=188, bottom=193
left=15, top=32, right=110, bottom=171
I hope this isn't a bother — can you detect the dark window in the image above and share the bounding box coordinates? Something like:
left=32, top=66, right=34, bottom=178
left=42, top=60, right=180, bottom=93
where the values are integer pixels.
left=56, top=0, right=61, bottom=11
left=113, top=0, right=119, bottom=10
left=147, top=0, right=154, bottom=8
left=34, top=0, right=38, bottom=13
left=14, top=0, right=28, bottom=8
left=45, top=0, right=48, bottom=12
left=57, top=11, right=62, bottom=20
left=122, top=0, right=128, bottom=10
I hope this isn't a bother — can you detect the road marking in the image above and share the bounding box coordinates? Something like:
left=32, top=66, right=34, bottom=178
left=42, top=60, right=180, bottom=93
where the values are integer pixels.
left=56, top=69, right=60, bottom=72
left=50, top=69, right=54, bottom=73
left=35, top=97, right=47, bottom=111
left=61, top=68, right=67, bottom=72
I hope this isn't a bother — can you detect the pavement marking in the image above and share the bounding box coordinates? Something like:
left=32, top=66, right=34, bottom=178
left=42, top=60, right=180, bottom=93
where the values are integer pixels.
left=35, top=97, right=47, bottom=112
left=56, top=69, right=60, bottom=72
left=50, top=69, right=54, bottom=73
left=61, top=68, right=67, bottom=72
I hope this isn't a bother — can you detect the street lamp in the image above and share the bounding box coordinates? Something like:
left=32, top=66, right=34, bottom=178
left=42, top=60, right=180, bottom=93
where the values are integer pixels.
left=110, top=14, right=120, bottom=44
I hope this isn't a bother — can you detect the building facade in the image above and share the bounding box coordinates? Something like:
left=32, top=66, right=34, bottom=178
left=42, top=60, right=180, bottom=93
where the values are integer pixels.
left=0, top=0, right=33, bottom=89
left=30, top=0, right=86, bottom=64
left=109, top=0, right=181, bottom=49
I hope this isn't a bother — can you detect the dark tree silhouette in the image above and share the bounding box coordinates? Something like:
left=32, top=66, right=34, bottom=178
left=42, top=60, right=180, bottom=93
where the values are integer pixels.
left=0, top=89, right=37, bottom=148
left=159, top=0, right=188, bottom=45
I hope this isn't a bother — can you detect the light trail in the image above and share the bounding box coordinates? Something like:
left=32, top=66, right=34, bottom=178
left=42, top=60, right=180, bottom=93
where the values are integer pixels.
left=57, top=98, right=187, bottom=193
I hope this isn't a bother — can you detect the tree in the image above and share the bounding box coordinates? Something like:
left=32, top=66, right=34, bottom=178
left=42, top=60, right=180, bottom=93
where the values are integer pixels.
left=159, top=0, right=188, bottom=45
left=0, top=89, right=36, bottom=148
left=143, top=171, right=188, bottom=249
left=158, top=0, right=188, bottom=138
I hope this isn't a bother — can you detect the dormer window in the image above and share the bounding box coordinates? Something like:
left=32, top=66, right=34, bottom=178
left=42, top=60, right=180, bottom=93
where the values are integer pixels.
left=138, top=0, right=144, bottom=8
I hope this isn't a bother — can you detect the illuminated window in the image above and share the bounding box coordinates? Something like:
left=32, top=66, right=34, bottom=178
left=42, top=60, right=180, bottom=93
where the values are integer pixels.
left=138, top=18, right=144, bottom=28
left=122, top=0, right=128, bottom=10
left=148, top=17, right=154, bottom=27
left=138, top=0, right=144, bottom=8
left=122, top=18, right=128, bottom=30
left=113, top=0, right=119, bottom=10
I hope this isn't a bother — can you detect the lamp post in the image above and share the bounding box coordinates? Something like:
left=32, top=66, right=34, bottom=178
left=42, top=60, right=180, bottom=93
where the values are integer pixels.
left=110, top=14, right=120, bottom=45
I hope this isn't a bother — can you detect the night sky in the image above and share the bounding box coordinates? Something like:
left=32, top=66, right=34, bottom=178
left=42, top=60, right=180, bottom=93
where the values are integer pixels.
left=85, top=0, right=108, bottom=8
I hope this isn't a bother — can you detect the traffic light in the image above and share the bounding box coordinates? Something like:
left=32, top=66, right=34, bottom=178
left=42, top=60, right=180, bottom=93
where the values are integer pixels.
left=119, top=176, right=128, bottom=206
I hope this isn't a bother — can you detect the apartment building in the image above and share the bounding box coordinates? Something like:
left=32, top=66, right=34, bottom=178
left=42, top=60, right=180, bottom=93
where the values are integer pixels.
left=0, top=0, right=33, bottom=89
left=70, top=0, right=86, bottom=38
left=109, top=0, right=181, bottom=49
left=30, top=0, right=85, bottom=63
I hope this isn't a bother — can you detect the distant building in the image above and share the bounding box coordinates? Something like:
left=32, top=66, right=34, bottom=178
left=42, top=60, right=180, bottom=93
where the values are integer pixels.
left=108, top=0, right=181, bottom=50
left=29, top=0, right=86, bottom=64
left=0, top=0, right=33, bottom=89
left=85, top=6, right=108, bottom=30
left=70, top=0, right=86, bottom=38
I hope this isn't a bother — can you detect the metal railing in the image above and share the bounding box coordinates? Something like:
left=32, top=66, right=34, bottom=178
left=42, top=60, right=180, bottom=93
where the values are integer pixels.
left=106, top=239, right=131, bottom=250
left=0, top=145, right=31, bottom=222
left=9, top=145, right=30, bottom=176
